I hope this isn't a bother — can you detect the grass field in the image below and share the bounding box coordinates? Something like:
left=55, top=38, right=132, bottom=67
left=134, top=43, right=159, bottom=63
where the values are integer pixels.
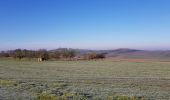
left=0, top=59, right=170, bottom=100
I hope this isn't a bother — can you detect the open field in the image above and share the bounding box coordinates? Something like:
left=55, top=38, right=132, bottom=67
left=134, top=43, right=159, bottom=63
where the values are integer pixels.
left=0, top=59, right=170, bottom=100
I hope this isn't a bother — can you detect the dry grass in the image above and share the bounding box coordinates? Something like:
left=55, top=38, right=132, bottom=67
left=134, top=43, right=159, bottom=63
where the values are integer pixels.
left=0, top=59, right=170, bottom=99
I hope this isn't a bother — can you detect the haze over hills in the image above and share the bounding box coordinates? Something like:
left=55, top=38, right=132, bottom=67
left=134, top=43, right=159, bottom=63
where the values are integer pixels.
left=50, top=48, right=170, bottom=60
left=1, top=48, right=170, bottom=60
left=106, top=49, right=170, bottom=60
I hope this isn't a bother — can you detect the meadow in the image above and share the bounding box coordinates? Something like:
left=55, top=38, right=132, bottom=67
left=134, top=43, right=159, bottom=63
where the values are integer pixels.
left=0, top=59, right=170, bottom=100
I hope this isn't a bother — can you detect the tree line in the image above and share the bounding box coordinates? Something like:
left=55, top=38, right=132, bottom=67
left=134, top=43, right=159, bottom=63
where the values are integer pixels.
left=0, top=48, right=105, bottom=61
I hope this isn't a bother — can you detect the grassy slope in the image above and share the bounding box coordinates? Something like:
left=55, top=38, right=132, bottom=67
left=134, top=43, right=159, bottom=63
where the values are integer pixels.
left=0, top=60, right=170, bottom=99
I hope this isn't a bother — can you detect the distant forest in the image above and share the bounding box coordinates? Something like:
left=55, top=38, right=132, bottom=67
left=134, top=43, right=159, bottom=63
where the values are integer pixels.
left=0, top=48, right=105, bottom=61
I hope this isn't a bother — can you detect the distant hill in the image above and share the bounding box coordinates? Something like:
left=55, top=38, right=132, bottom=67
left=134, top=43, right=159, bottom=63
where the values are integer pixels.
left=105, top=49, right=170, bottom=60
left=50, top=48, right=170, bottom=60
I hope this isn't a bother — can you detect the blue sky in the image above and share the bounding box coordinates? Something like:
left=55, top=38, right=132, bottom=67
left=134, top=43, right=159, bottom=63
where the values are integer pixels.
left=0, top=0, right=170, bottom=50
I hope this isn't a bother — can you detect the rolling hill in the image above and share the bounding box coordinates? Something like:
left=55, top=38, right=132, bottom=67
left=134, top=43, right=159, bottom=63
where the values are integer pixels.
left=50, top=48, right=170, bottom=60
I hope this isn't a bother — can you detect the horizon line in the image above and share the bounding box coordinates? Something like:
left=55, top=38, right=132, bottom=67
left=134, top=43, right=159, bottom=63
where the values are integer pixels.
left=1, top=47, right=170, bottom=52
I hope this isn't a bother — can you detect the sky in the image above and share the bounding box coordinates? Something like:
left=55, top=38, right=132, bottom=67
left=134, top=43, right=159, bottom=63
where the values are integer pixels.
left=0, top=0, right=170, bottom=50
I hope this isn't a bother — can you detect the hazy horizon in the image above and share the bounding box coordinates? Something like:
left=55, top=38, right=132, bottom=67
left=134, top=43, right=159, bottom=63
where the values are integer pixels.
left=0, top=0, right=170, bottom=50
left=1, top=47, right=170, bottom=51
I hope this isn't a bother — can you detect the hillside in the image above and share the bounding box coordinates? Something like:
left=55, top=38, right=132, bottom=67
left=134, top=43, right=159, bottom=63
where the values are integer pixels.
left=50, top=48, right=170, bottom=60
left=106, top=49, right=170, bottom=60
